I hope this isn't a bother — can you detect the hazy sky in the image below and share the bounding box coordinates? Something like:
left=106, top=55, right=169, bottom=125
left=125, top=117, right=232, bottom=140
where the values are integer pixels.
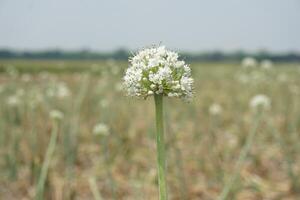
left=0, top=0, right=299, bottom=52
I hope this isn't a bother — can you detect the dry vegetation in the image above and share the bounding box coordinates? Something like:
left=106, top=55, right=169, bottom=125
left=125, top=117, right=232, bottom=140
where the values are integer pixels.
left=0, top=60, right=299, bottom=199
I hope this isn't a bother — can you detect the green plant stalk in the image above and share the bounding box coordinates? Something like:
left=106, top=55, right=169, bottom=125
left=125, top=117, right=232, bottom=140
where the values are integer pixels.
left=36, top=122, right=58, bottom=200
left=67, top=74, right=89, bottom=167
left=218, top=110, right=263, bottom=200
left=102, top=137, right=117, bottom=200
left=268, top=120, right=299, bottom=192
left=29, top=107, right=39, bottom=183
left=154, top=94, right=168, bottom=200
left=88, top=177, right=103, bottom=200
left=7, top=129, right=20, bottom=180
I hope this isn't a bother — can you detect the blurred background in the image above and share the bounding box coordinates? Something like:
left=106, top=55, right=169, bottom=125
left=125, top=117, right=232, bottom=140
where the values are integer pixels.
left=0, top=0, right=300, bottom=199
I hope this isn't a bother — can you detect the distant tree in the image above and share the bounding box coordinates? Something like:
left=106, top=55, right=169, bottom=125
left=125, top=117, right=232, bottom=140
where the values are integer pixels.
left=0, top=48, right=299, bottom=62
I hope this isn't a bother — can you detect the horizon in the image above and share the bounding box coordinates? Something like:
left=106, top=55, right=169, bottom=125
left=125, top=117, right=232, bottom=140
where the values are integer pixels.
left=1, top=47, right=300, bottom=54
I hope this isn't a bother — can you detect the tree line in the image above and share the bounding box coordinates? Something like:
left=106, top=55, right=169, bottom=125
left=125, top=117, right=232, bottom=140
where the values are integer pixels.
left=0, top=49, right=299, bottom=62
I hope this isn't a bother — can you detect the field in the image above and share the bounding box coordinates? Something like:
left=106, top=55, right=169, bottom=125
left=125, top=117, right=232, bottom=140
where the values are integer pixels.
left=0, top=59, right=300, bottom=200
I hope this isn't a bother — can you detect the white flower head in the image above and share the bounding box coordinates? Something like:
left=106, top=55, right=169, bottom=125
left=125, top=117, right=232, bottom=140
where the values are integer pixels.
left=7, top=95, right=20, bottom=107
left=209, top=103, right=223, bottom=116
left=123, top=46, right=193, bottom=100
left=47, top=82, right=71, bottom=99
left=249, top=94, right=271, bottom=110
left=261, top=59, right=273, bottom=70
left=241, top=57, right=257, bottom=68
left=28, top=89, right=43, bottom=108
left=56, top=82, right=71, bottom=98
left=93, top=123, right=110, bottom=136
left=50, top=110, right=64, bottom=120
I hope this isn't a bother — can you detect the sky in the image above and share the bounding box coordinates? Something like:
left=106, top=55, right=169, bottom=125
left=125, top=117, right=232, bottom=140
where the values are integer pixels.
left=0, top=0, right=299, bottom=52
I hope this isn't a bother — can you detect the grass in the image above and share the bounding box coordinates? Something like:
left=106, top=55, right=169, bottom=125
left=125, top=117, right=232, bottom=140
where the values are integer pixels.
left=0, top=59, right=299, bottom=199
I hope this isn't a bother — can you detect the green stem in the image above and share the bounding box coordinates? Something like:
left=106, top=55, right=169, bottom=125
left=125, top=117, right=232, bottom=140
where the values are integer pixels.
left=268, top=120, right=299, bottom=191
left=36, top=122, right=58, bottom=200
left=154, top=94, right=168, bottom=200
left=218, top=111, right=263, bottom=200
left=88, top=177, right=103, bottom=200
left=102, top=137, right=117, bottom=200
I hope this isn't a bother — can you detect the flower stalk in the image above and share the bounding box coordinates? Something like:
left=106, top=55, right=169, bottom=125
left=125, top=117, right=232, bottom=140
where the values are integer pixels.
left=36, top=121, right=59, bottom=200
left=154, top=94, right=167, bottom=200
left=218, top=110, right=263, bottom=200
left=123, top=46, right=193, bottom=200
